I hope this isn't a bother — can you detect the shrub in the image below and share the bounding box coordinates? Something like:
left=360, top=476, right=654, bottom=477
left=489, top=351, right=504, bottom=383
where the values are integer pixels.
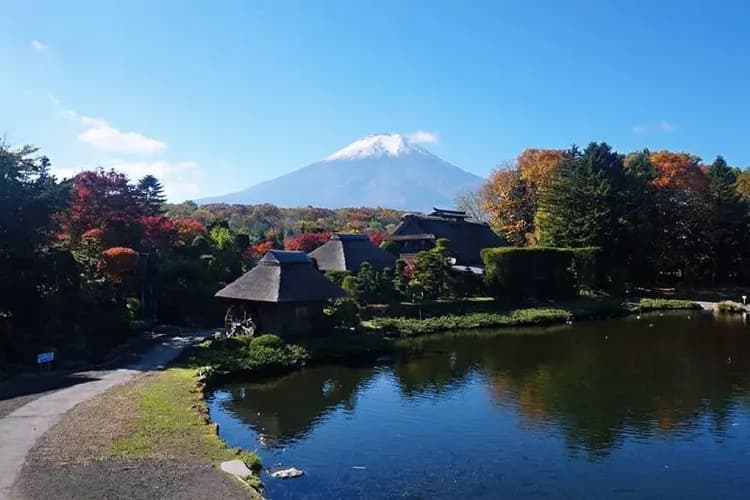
left=190, top=334, right=309, bottom=373
left=324, top=297, right=361, bottom=328
left=341, top=275, right=359, bottom=300
left=325, top=270, right=351, bottom=287
left=482, top=247, right=578, bottom=302
left=126, top=297, right=142, bottom=321
left=250, top=334, right=284, bottom=349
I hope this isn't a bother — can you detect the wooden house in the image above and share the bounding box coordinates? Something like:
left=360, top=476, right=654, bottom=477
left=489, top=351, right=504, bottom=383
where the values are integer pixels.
left=309, top=233, right=396, bottom=272
left=387, top=208, right=504, bottom=267
left=215, top=250, right=346, bottom=338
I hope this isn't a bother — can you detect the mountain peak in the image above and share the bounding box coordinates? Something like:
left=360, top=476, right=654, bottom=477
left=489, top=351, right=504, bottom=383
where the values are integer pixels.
left=325, top=133, right=430, bottom=161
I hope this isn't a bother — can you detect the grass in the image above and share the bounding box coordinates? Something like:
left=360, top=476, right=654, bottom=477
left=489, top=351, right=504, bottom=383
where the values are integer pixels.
left=109, top=367, right=262, bottom=493
left=368, top=297, right=700, bottom=336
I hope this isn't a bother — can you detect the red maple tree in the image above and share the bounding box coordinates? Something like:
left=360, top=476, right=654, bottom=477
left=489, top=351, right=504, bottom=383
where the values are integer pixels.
left=284, top=232, right=331, bottom=253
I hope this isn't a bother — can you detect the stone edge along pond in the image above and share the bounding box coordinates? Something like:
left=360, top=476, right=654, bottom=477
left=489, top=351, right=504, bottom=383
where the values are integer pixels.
left=183, top=296, right=705, bottom=495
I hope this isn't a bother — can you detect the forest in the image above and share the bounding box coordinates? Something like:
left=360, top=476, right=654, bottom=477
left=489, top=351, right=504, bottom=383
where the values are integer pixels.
left=2, top=140, right=749, bottom=368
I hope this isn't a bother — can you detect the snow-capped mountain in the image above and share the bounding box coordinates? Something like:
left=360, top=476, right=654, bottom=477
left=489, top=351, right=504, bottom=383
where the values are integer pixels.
left=197, top=133, right=483, bottom=210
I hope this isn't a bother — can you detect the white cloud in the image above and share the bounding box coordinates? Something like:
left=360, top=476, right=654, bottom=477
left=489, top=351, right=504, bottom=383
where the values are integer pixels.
left=102, top=159, right=196, bottom=178
left=407, top=130, right=439, bottom=144
left=31, top=40, right=48, bottom=51
left=632, top=121, right=676, bottom=135
left=60, top=108, right=167, bottom=154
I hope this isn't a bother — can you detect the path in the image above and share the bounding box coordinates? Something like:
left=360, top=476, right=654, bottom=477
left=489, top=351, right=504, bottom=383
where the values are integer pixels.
left=694, top=300, right=750, bottom=311
left=0, top=332, right=207, bottom=500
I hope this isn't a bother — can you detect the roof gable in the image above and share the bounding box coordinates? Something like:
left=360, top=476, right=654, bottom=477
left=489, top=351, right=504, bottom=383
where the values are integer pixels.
left=216, top=250, right=346, bottom=303
left=309, top=233, right=396, bottom=272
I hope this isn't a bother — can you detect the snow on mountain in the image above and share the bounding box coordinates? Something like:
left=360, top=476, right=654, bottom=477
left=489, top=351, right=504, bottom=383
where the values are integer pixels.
left=325, top=133, right=435, bottom=161
left=197, top=134, right=483, bottom=210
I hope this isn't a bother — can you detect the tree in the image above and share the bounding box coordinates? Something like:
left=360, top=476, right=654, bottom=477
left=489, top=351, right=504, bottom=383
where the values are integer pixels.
left=284, top=232, right=331, bottom=252
left=137, top=175, right=167, bottom=215
left=393, top=260, right=410, bottom=299
left=538, top=143, right=621, bottom=250
left=61, top=169, right=147, bottom=248
left=411, top=238, right=453, bottom=300
left=454, top=189, right=488, bottom=222
left=101, top=247, right=139, bottom=284
left=620, top=151, right=659, bottom=283
left=0, top=143, right=71, bottom=329
left=736, top=170, right=750, bottom=199
left=140, top=215, right=177, bottom=252
left=649, top=151, right=712, bottom=281
left=480, top=165, right=536, bottom=246
left=706, top=156, right=747, bottom=282
left=517, top=148, right=568, bottom=193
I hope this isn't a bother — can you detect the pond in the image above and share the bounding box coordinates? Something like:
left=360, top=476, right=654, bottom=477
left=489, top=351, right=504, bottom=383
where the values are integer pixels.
left=207, top=311, right=750, bottom=499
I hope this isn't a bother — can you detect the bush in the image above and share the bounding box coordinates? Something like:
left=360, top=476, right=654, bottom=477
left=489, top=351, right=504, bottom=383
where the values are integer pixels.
left=482, top=247, right=579, bottom=302
left=126, top=297, right=142, bottom=321
left=325, top=270, right=351, bottom=287
left=190, top=334, right=309, bottom=373
left=250, top=334, right=284, bottom=349
left=324, top=297, right=361, bottom=328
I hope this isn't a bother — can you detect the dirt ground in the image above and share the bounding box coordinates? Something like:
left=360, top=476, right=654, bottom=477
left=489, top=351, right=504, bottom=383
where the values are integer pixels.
left=10, top=372, right=252, bottom=500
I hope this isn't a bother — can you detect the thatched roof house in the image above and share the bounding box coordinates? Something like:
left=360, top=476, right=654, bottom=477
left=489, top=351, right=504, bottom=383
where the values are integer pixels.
left=309, top=233, right=396, bottom=272
left=215, top=250, right=346, bottom=337
left=388, top=208, right=504, bottom=267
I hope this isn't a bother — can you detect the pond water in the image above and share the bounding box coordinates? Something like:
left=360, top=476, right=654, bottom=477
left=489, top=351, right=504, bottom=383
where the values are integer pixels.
left=207, top=312, right=750, bottom=499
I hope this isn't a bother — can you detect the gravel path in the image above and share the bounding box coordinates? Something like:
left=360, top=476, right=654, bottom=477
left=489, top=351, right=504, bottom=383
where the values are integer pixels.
left=16, top=458, right=248, bottom=500
left=0, top=333, right=208, bottom=500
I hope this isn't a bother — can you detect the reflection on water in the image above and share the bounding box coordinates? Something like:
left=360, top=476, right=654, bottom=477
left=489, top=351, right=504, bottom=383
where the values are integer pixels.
left=208, top=312, right=750, bottom=499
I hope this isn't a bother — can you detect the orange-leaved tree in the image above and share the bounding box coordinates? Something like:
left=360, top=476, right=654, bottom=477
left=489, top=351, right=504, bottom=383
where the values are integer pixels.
left=101, top=247, right=139, bottom=284
left=517, top=148, right=568, bottom=193
left=480, top=165, right=536, bottom=246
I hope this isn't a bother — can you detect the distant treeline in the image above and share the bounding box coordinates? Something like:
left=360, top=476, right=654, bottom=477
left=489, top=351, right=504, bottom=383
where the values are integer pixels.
left=166, top=202, right=405, bottom=247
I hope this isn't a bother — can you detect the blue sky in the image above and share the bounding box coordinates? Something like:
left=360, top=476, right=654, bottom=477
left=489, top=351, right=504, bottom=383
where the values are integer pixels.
left=2, top=0, right=749, bottom=201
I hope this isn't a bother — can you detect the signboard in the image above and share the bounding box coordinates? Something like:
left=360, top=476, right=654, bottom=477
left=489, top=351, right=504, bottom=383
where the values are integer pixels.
left=37, top=352, right=54, bottom=364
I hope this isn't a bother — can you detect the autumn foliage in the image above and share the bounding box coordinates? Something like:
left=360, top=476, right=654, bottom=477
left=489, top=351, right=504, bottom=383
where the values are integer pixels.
left=480, top=167, right=536, bottom=246
left=101, top=247, right=139, bottom=283
left=649, top=151, right=708, bottom=195
left=517, top=148, right=568, bottom=192
left=61, top=169, right=147, bottom=247
left=246, top=240, right=274, bottom=260
left=140, top=215, right=177, bottom=251
left=284, top=232, right=332, bottom=252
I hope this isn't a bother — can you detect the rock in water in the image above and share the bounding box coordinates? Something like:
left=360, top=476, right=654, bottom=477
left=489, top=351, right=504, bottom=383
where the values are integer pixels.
left=271, top=467, right=304, bottom=479
left=220, top=459, right=253, bottom=479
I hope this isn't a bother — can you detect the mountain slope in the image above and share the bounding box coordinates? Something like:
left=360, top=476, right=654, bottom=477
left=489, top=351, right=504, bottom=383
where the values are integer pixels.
left=198, top=134, right=483, bottom=210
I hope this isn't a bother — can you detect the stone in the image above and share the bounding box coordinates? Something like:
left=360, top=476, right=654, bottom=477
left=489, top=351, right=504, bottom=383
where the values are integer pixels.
left=271, top=467, right=304, bottom=479
left=220, top=459, right=253, bottom=479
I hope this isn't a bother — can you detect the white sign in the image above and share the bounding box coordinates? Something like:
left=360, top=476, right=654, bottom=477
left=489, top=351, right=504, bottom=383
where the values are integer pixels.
left=37, top=352, right=54, bottom=364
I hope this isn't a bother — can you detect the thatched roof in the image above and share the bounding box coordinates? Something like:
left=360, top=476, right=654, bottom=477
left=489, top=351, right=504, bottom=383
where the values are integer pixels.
left=215, top=250, right=346, bottom=303
left=309, top=233, right=396, bottom=272
left=388, top=212, right=504, bottom=266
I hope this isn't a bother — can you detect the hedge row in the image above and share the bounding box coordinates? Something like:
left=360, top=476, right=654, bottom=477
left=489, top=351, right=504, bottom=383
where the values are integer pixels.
left=481, top=246, right=604, bottom=302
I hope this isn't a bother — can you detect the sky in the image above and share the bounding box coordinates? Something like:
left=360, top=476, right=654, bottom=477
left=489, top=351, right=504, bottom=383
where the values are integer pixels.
left=2, top=0, right=749, bottom=202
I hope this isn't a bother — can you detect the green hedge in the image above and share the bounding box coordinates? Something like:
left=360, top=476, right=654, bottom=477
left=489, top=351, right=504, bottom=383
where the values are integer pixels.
left=481, top=247, right=603, bottom=302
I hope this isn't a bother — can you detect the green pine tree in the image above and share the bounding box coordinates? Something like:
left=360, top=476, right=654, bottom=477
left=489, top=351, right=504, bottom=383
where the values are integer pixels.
left=538, top=143, right=621, bottom=250
left=707, top=155, right=747, bottom=282
left=137, top=175, right=167, bottom=214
